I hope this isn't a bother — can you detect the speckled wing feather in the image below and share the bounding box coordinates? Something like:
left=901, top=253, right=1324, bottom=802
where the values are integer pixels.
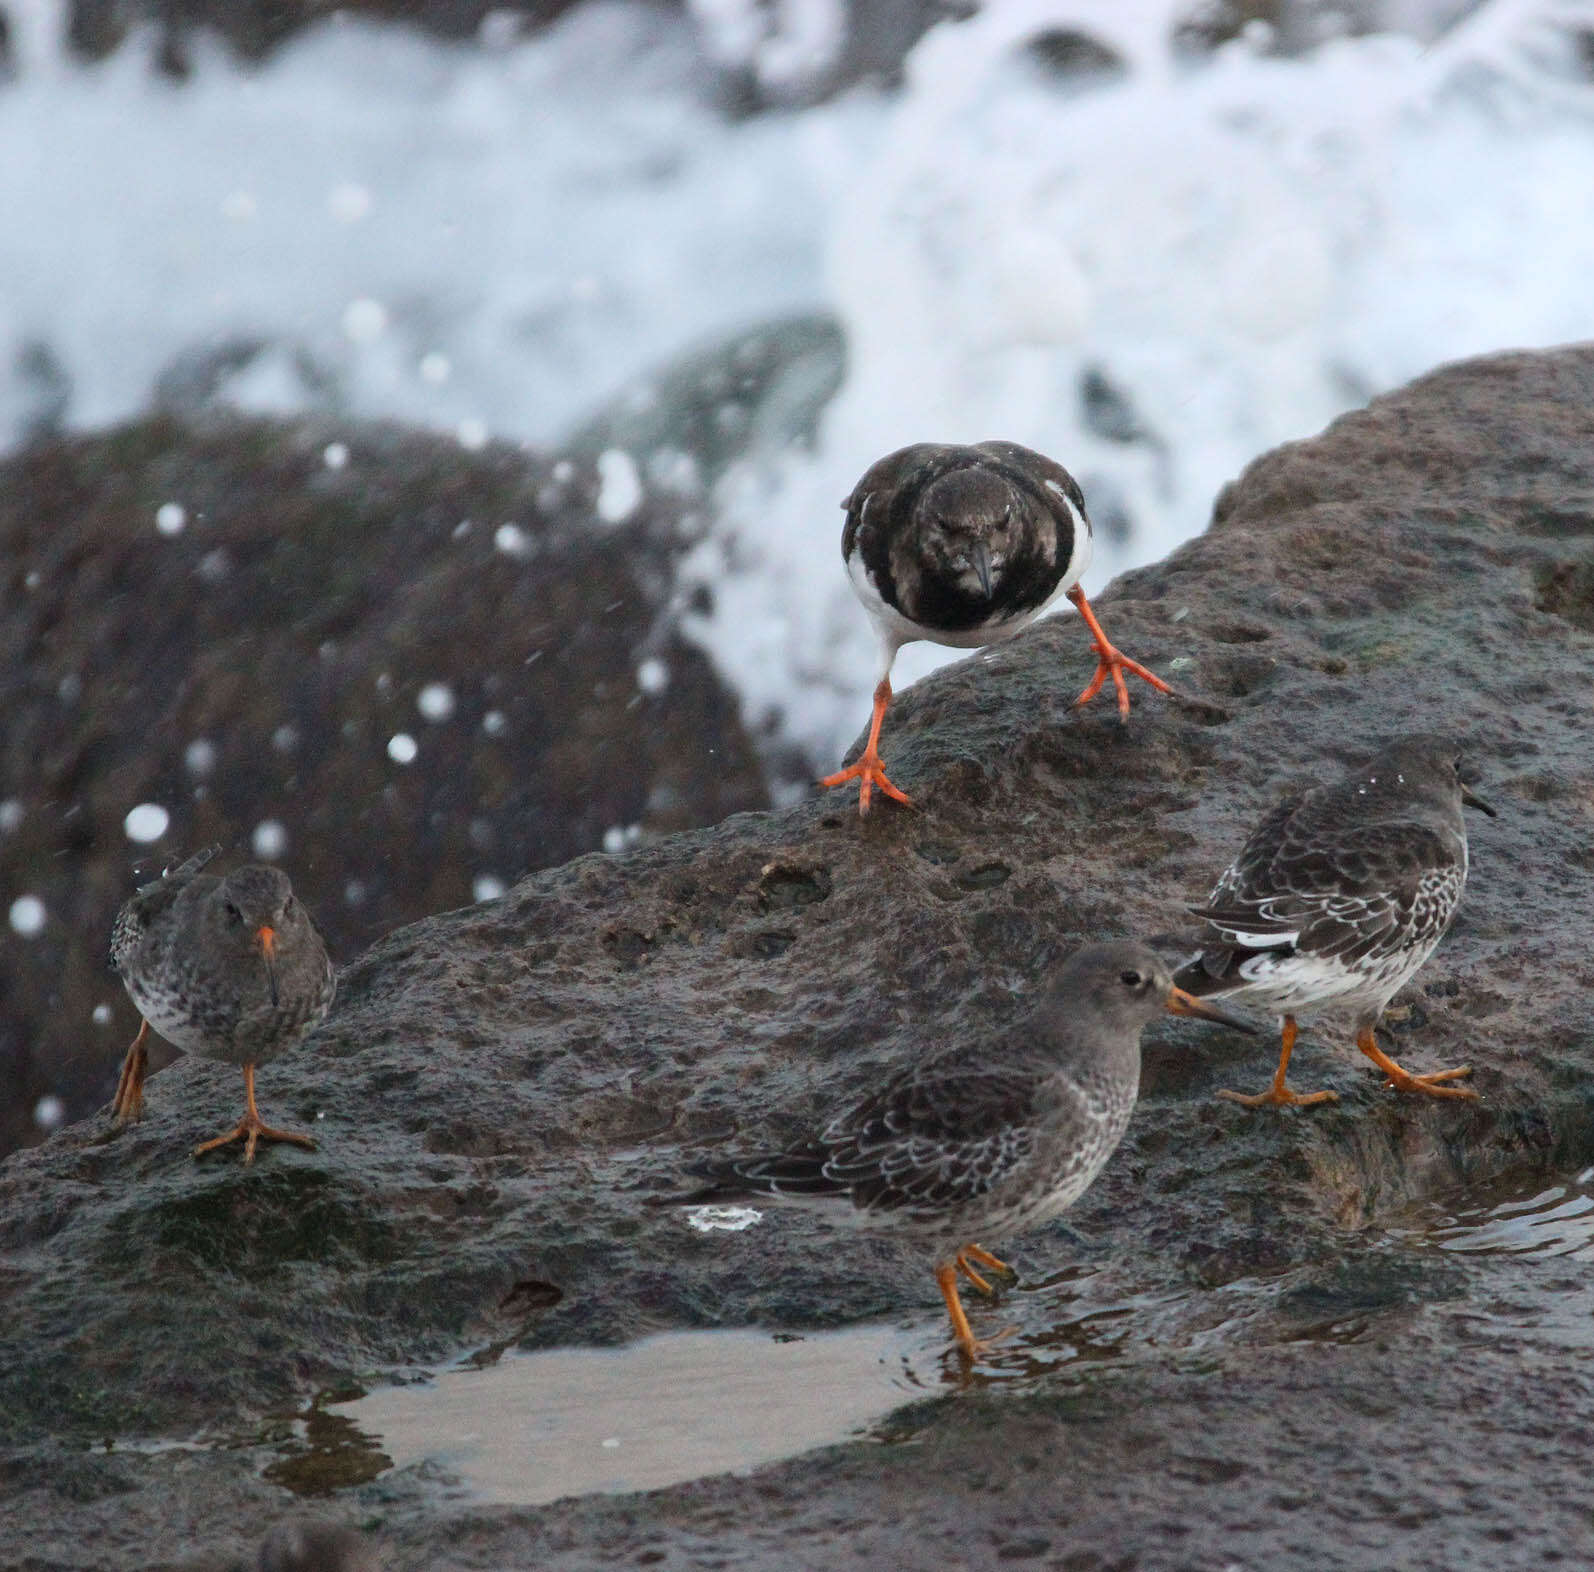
left=681, top=1053, right=1095, bottom=1225
left=1191, top=820, right=1463, bottom=972
left=816, top=1057, right=1045, bottom=1218
left=109, top=844, right=222, bottom=972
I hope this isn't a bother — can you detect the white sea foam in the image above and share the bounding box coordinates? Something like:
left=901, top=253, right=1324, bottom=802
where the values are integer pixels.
left=685, top=0, right=1594, bottom=767
left=1, top=0, right=1591, bottom=775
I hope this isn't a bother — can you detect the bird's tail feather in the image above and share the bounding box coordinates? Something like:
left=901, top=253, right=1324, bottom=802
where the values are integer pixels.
left=647, top=1145, right=844, bottom=1207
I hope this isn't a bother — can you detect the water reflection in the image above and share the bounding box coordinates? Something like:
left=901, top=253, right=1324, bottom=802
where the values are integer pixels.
left=1396, top=1167, right=1594, bottom=1260
left=319, top=1268, right=1183, bottom=1505
left=329, top=1324, right=929, bottom=1506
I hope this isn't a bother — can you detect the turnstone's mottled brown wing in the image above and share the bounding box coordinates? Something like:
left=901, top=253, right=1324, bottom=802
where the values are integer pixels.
left=841, top=441, right=1083, bottom=634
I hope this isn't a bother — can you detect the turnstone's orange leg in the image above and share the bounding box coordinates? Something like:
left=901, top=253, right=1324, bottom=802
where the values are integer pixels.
left=1066, top=587, right=1173, bottom=720
left=193, top=1062, right=318, bottom=1164
left=1218, top=1016, right=1338, bottom=1109
left=112, top=1019, right=151, bottom=1124
left=1355, top=1026, right=1478, bottom=1101
left=818, top=676, right=913, bottom=816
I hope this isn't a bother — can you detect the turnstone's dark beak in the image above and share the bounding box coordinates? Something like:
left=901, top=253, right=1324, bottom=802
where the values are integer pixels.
left=1165, top=985, right=1257, bottom=1034
left=972, top=539, right=993, bottom=599
left=1460, top=783, right=1497, bottom=818
left=257, top=925, right=280, bottom=1008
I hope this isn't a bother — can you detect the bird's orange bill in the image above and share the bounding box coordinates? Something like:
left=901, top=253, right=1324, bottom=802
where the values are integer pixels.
left=112, top=1018, right=151, bottom=1123
left=257, top=924, right=280, bottom=1007
left=1355, top=1025, right=1478, bottom=1101
left=818, top=675, right=913, bottom=816
left=1066, top=586, right=1173, bottom=719
left=1165, top=986, right=1258, bottom=1035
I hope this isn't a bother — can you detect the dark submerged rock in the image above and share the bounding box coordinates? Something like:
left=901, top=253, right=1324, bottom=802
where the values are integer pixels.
left=560, top=313, right=846, bottom=499
left=4, top=345, right=1594, bottom=1566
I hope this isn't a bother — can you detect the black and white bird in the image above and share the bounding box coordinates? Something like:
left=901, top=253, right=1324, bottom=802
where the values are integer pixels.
left=653, top=941, right=1252, bottom=1361
left=1173, top=737, right=1496, bottom=1108
left=820, top=441, right=1172, bottom=813
left=110, top=846, right=336, bottom=1162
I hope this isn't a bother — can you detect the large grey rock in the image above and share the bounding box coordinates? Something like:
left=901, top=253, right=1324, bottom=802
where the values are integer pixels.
left=3, top=345, right=1594, bottom=1568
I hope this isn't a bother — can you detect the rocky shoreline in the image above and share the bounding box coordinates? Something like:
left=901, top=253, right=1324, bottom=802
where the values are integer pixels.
left=3, top=345, right=1594, bottom=1567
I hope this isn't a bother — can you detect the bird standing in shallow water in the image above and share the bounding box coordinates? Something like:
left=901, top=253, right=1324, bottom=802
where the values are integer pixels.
left=653, top=941, right=1253, bottom=1361
left=1173, top=737, right=1495, bottom=1108
left=820, top=441, right=1172, bottom=814
left=110, top=847, right=335, bottom=1162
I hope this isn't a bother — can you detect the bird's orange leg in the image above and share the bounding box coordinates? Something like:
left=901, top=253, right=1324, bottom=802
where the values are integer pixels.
left=957, top=1253, right=995, bottom=1298
left=935, top=1262, right=1016, bottom=1362
left=1218, top=1016, right=1338, bottom=1109
left=1066, top=586, right=1173, bottom=720
left=957, top=1243, right=1018, bottom=1296
left=193, top=1062, right=318, bottom=1164
left=1356, top=1026, right=1478, bottom=1100
left=818, top=676, right=912, bottom=816
left=936, top=1261, right=984, bottom=1360
left=112, top=1019, right=151, bottom=1124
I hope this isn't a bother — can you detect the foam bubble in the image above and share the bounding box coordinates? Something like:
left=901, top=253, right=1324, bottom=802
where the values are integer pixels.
left=9, top=896, right=46, bottom=938
left=123, top=803, right=170, bottom=843
left=252, top=819, right=289, bottom=859
left=417, top=683, right=456, bottom=722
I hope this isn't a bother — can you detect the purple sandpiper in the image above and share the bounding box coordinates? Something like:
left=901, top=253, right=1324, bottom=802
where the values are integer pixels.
left=1173, top=736, right=1495, bottom=1108
left=110, top=846, right=336, bottom=1162
left=655, top=941, right=1253, bottom=1360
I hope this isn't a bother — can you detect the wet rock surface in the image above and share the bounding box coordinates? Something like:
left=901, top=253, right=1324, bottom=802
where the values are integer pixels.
left=0, top=413, right=766, bottom=1155
left=4, top=345, right=1594, bottom=1567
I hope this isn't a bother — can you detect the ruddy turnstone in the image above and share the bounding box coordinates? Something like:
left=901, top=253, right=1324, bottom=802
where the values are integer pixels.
left=110, top=847, right=336, bottom=1162
left=654, top=941, right=1253, bottom=1360
left=1173, top=737, right=1495, bottom=1108
left=820, top=441, right=1171, bottom=813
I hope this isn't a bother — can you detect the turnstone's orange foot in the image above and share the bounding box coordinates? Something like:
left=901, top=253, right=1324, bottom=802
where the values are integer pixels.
left=1066, top=585, right=1172, bottom=720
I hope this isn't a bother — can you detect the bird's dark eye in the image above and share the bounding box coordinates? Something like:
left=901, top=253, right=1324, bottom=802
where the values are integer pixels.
left=224, top=902, right=243, bottom=926
left=1120, top=969, right=1146, bottom=989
